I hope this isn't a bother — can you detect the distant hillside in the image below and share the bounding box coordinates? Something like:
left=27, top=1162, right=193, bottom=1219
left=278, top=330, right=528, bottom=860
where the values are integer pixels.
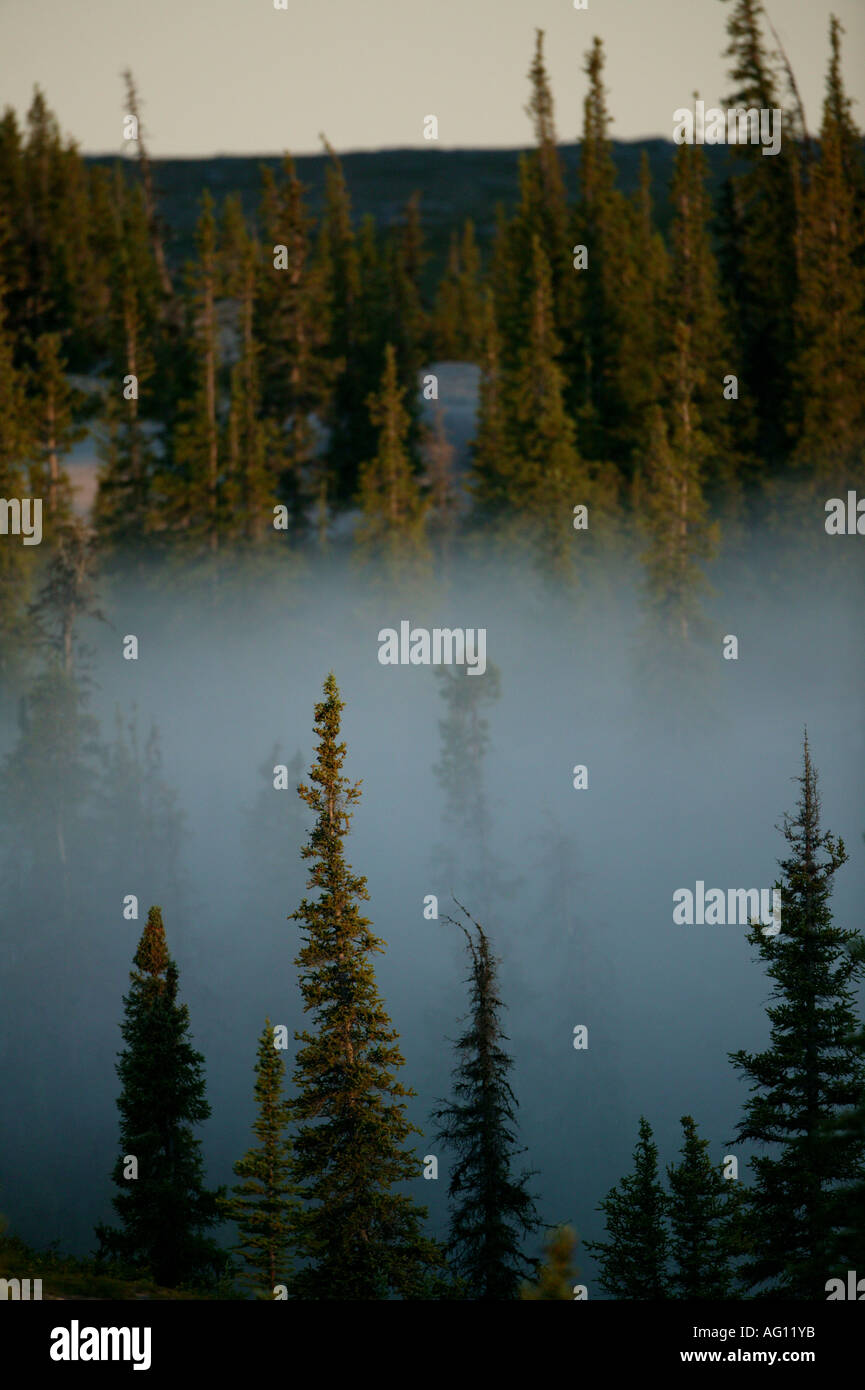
left=85, top=141, right=732, bottom=290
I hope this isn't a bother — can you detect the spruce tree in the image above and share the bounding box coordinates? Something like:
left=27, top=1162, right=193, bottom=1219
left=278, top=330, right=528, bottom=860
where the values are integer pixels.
left=432, top=900, right=541, bottom=1299
left=636, top=397, right=718, bottom=644
left=27, top=332, right=84, bottom=540
left=612, top=153, right=669, bottom=471
left=385, top=192, right=428, bottom=394
left=466, top=288, right=514, bottom=530
left=717, top=0, right=800, bottom=475
left=584, top=1116, right=670, bottom=1299
left=0, top=110, right=27, bottom=321
left=288, top=673, right=443, bottom=1299
left=160, top=191, right=222, bottom=558
left=663, top=135, right=741, bottom=506
left=354, top=342, right=429, bottom=582
left=574, top=36, right=634, bottom=464
left=121, top=70, right=174, bottom=305
left=0, top=282, right=36, bottom=693
left=96, top=906, right=227, bottom=1288
left=224, top=1019, right=299, bottom=1299
left=432, top=221, right=483, bottom=361
left=520, top=1227, right=581, bottom=1300
left=421, top=407, right=460, bottom=566
left=220, top=194, right=276, bottom=546
left=790, top=17, right=865, bottom=492
left=317, top=142, right=369, bottom=500
left=521, top=29, right=575, bottom=355
left=728, top=735, right=865, bottom=1298
left=507, top=235, right=598, bottom=578
left=93, top=178, right=161, bottom=559
left=256, top=158, right=332, bottom=528
left=666, top=1115, right=739, bottom=1298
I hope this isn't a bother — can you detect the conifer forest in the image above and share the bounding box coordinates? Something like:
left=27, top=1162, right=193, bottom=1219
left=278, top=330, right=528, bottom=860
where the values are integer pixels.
left=1, top=0, right=864, bottom=1353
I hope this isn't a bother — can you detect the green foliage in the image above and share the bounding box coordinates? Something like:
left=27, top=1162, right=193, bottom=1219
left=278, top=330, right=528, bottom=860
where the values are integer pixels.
left=288, top=674, right=444, bottom=1298
left=354, top=342, right=430, bottom=582
left=635, top=398, right=718, bottom=644
left=95, top=906, right=227, bottom=1289
left=432, top=219, right=483, bottom=360
left=585, top=1116, right=670, bottom=1299
left=790, top=17, right=865, bottom=492
left=223, top=1020, right=299, bottom=1299
left=0, top=283, right=37, bottom=690
left=667, top=1115, right=740, bottom=1298
left=728, top=737, right=865, bottom=1298
left=717, top=0, right=801, bottom=473
left=155, top=191, right=222, bottom=557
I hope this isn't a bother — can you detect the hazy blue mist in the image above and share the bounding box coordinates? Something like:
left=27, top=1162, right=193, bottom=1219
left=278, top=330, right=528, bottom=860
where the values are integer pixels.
left=1, top=527, right=863, bottom=1295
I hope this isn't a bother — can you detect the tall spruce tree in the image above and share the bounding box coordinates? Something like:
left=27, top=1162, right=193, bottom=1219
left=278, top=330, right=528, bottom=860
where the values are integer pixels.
left=790, top=17, right=865, bottom=493
left=256, top=158, right=332, bottom=530
left=666, top=1115, right=739, bottom=1298
left=522, top=30, right=575, bottom=353
left=224, top=1019, right=299, bottom=1298
left=121, top=70, right=174, bottom=305
left=585, top=1116, right=670, bottom=1299
left=317, top=142, right=370, bottom=500
left=432, top=220, right=483, bottom=361
left=160, top=191, right=222, bottom=558
left=728, top=736, right=865, bottom=1298
left=288, top=673, right=443, bottom=1299
left=432, top=901, right=541, bottom=1299
left=717, top=0, right=800, bottom=476
left=507, top=235, right=598, bottom=578
left=220, top=194, right=278, bottom=546
left=96, top=906, right=227, bottom=1288
left=93, top=178, right=161, bottom=559
left=354, top=342, right=430, bottom=582
left=612, top=152, right=669, bottom=472
left=26, top=332, right=84, bottom=541
left=636, top=397, right=718, bottom=645
left=664, top=134, right=739, bottom=505
left=466, top=288, right=514, bottom=530
left=0, top=281, right=36, bottom=694
left=634, top=137, right=731, bottom=641
left=574, top=36, right=635, bottom=464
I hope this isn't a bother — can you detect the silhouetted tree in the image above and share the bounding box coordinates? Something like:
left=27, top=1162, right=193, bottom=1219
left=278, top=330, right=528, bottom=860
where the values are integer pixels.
left=96, top=906, right=227, bottom=1288
left=433, top=900, right=541, bottom=1299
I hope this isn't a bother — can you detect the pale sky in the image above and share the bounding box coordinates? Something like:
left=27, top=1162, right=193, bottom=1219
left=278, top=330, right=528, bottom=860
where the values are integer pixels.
left=1, top=0, right=862, bottom=156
